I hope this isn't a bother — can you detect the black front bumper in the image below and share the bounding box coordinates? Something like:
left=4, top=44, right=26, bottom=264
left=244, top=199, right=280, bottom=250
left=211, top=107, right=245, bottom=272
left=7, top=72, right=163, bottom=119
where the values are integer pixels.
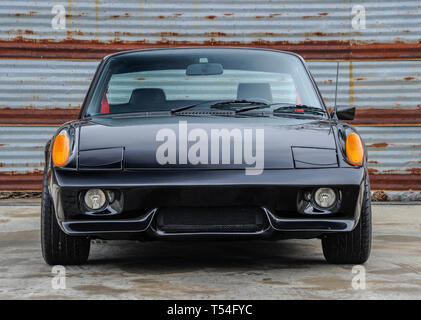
left=51, top=168, right=366, bottom=239
left=61, top=207, right=357, bottom=238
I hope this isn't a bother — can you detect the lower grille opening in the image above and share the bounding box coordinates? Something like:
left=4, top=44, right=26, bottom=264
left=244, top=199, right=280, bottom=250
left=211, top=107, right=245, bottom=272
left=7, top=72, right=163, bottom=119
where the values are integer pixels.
left=155, top=207, right=268, bottom=233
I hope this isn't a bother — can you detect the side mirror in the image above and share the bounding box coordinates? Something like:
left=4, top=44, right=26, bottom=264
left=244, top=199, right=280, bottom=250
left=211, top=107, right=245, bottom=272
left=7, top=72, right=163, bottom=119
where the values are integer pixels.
left=331, top=105, right=355, bottom=120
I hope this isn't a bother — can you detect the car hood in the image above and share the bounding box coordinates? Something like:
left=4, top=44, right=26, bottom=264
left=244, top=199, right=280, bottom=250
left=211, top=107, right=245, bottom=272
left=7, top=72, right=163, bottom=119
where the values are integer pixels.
left=77, top=115, right=337, bottom=171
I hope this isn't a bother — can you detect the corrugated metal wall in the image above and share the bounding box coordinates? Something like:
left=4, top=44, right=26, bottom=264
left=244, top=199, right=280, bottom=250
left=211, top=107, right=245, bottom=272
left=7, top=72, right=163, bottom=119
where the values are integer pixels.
left=0, top=0, right=420, bottom=191
left=2, top=0, right=421, bottom=59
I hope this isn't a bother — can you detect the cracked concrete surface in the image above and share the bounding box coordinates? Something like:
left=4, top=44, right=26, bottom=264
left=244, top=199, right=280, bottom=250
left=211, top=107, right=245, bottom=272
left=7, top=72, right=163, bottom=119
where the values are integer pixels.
left=0, top=204, right=420, bottom=299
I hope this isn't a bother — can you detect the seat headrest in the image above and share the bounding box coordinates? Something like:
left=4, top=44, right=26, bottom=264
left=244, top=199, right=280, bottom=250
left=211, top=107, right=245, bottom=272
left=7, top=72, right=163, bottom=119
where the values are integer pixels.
left=237, top=83, right=273, bottom=103
left=129, top=88, right=166, bottom=107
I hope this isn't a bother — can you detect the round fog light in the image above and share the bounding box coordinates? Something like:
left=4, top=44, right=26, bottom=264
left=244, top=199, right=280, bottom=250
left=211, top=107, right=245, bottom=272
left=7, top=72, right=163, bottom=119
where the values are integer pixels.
left=313, top=188, right=336, bottom=208
left=84, top=189, right=106, bottom=210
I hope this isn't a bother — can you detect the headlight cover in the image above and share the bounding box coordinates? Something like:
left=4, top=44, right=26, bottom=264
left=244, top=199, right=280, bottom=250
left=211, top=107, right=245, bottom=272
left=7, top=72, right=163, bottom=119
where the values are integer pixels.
left=52, top=130, right=70, bottom=167
left=345, top=132, right=364, bottom=166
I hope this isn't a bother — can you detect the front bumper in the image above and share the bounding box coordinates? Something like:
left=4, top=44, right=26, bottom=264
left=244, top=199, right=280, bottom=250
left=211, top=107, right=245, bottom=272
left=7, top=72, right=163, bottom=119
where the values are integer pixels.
left=50, top=168, right=366, bottom=239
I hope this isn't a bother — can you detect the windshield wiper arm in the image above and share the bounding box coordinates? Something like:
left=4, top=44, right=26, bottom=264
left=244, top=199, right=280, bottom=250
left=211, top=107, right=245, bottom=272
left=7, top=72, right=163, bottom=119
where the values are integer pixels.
left=211, top=99, right=268, bottom=108
left=171, top=99, right=269, bottom=114
left=273, top=104, right=326, bottom=115
left=235, top=103, right=326, bottom=115
left=171, top=102, right=207, bottom=114
left=234, top=104, right=270, bottom=114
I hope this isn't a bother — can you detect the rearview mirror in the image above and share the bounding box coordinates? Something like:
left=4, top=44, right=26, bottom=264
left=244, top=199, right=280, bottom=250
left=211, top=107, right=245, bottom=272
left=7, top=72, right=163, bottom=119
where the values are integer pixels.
left=331, top=105, right=355, bottom=120
left=186, top=63, right=223, bottom=76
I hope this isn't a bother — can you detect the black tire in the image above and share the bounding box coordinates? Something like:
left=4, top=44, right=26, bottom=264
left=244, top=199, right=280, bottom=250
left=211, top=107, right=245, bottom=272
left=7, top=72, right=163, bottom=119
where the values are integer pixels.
left=41, top=167, right=90, bottom=265
left=322, top=177, right=372, bottom=264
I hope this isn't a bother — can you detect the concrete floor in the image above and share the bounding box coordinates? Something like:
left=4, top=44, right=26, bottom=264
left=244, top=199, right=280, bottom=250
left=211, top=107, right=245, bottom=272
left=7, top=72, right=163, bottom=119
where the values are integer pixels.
left=0, top=203, right=420, bottom=299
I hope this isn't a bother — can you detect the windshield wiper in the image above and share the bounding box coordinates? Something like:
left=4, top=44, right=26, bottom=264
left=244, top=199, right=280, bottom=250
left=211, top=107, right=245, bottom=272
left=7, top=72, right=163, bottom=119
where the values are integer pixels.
left=273, top=104, right=326, bottom=115
left=170, top=101, right=325, bottom=117
left=170, top=102, right=207, bottom=114
left=171, top=99, right=268, bottom=114
left=211, top=100, right=269, bottom=108
left=234, top=103, right=326, bottom=115
left=211, top=100, right=270, bottom=114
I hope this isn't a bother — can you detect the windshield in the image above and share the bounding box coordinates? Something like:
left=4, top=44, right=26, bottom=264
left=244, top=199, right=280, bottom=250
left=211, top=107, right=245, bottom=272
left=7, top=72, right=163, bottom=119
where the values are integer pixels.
left=84, top=49, right=323, bottom=116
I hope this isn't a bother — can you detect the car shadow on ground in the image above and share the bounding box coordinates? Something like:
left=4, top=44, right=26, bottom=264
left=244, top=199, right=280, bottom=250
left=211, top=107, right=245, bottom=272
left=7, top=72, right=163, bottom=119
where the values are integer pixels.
left=86, top=239, right=329, bottom=272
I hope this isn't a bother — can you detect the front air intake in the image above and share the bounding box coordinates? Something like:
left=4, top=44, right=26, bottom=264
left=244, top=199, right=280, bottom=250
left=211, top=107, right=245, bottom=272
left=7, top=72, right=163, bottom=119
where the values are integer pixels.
left=155, top=207, right=268, bottom=233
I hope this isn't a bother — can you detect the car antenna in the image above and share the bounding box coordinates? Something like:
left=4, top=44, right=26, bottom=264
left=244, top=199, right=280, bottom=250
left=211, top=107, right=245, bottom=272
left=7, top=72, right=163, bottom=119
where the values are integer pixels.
left=333, top=61, right=339, bottom=120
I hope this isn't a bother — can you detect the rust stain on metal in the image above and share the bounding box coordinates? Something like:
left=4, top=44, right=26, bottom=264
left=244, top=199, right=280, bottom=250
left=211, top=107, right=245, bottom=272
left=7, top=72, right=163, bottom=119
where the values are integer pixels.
left=406, top=168, right=421, bottom=174
left=370, top=174, right=421, bottom=191
left=64, top=12, right=89, bottom=18
left=303, top=13, right=329, bottom=19
left=95, top=0, right=100, bottom=39
left=0, top=171, right=43, bottom=191
left=160, top=32, right=179, bottom=37
left=349, top=109, right=421, bottom=125
left=14, top=11, right=38, bottom=17
left=139, top=0, right=143, bottom=19
left=0, top=108, right=79, bottom=125
left=1, top=39, right=421, bottom=60
left=1, top=108, right=419, bottom=126
left=66, top=30, right=84, bottom=37
left=111, top=13, right=131, bottom=18
left=206, top=15, right=217, bottom=20
left=349, top=61, right=354, bottom=105
left=204, top=32, right=227, bottom=37
left=305, top=32, right=328, bottom=37
left=378, top=168, right=421, bottom=175
left=223, top=13, right=233, bottom=16
left=368, top=142, right=388, bottom=148
left=67, top=0, right=72, bottom=30
left=404, top=76, right=417, bottom=81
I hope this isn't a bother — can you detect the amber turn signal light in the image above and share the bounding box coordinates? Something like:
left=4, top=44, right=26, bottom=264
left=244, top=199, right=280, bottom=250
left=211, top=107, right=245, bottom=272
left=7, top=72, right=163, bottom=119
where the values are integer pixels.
left=345, top=132, right=364, bottom=166
left=52, top=131, right=70, bottom=167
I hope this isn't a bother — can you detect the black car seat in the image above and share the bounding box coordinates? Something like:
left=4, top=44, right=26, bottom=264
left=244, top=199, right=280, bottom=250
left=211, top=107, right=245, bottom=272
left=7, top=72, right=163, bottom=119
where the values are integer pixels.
left=128, top=88, right=167, bottom=110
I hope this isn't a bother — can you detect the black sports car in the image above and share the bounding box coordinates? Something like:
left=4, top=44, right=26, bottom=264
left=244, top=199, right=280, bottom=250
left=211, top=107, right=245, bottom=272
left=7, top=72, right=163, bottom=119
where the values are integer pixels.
left=41, top=48, right=371, bottom=265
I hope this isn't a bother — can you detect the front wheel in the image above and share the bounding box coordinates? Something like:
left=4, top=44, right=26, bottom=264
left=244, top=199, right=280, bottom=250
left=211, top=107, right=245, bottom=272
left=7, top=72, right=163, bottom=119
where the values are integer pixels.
left=321, top=178, right=372, bottom=264
left=41, top=168, right=90, bottom=265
